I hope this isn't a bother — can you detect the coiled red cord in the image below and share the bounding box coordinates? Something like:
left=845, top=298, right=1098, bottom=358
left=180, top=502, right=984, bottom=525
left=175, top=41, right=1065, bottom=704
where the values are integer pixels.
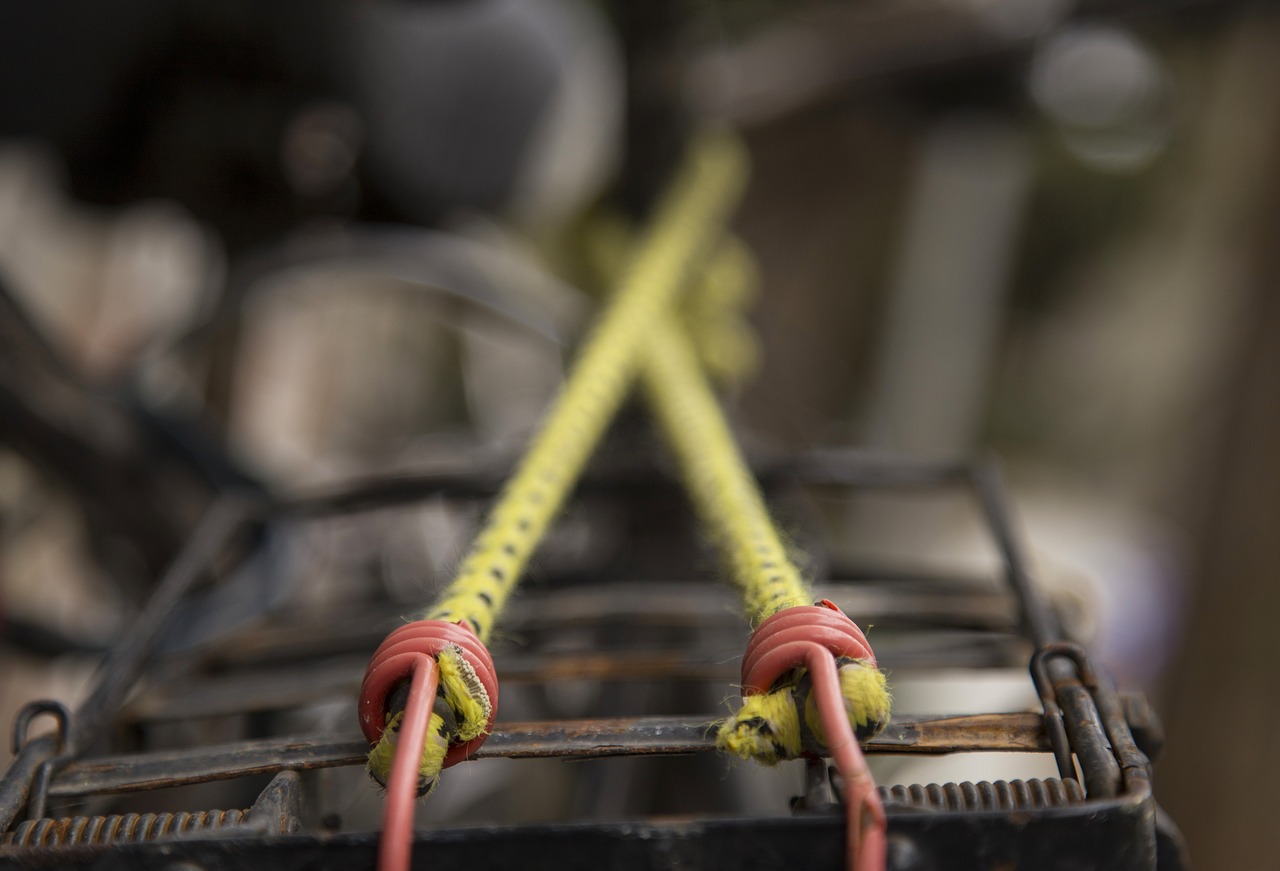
left=359, top=621, right=500, bottom=871
left=741, top=602, right=887, bottom=871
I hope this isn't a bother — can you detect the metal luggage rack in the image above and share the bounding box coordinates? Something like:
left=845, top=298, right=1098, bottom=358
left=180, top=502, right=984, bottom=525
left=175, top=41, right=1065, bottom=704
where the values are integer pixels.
left=0, top=450, right=1181, bottom=870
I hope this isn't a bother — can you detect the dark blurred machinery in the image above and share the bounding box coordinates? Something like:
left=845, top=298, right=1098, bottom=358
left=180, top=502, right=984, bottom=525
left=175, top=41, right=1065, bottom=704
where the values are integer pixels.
left=0, top=0, right=620, bottom=246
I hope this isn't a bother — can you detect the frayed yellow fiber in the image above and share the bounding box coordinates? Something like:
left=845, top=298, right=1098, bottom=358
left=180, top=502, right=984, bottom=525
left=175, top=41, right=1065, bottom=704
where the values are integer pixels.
left=717, top=663, right=891, bottom=766
left=366, top=710, right=449, bottom=796
left=802, top=662, right=892, bottom=750
left=715, top=688, right=803, bottom=766
left=437, top=645, right=491, bottom=742
left=839, top=661, right=891, bottom=736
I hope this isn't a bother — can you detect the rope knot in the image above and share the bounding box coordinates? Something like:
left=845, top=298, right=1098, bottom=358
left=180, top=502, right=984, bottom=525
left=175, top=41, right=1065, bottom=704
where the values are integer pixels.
left=740, top=603, right=890, bottom=746
left=359, top=620, right=499, bottom=788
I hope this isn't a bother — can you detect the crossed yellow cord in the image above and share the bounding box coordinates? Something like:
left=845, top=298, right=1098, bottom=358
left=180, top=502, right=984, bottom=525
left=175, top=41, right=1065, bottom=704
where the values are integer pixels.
left=365, top=130, right=889, bottom=789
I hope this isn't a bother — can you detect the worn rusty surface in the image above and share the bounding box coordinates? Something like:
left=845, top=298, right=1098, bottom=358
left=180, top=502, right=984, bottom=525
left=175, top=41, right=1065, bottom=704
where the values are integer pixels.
left=48, top=712, right=1048, bottom=799
left=3, top=809, right=248, bottom=848
left=0, top=448, right=1168, bottom=869
left=871, top=712, right=1047, bottom=753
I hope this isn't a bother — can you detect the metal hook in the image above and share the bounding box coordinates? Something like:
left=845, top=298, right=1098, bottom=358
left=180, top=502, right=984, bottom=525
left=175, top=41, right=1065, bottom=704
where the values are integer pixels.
left=7, top=700, right=74, bottom=823
left=10, top=700, right=70, bottom=757
left=1028, top=643, right=1092, bottom=783
left=1031, top=642, right=1097, bottom=692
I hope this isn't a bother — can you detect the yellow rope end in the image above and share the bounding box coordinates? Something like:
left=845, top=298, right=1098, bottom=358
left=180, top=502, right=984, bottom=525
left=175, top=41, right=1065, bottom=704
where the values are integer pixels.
left=437, top=645, right=492, bottom=742
left=839, top=661, right=891, bottom=737
left=803, top=661, right=892, bottom=747
left=718, top=663, right=891, bottom=766
left=366, top=710, right=449, bottom=797
left=715, top=688, right=803, bottom=766
left=687, top=317, right=760, bottom=388
left=682, top=233, right=760, bottom=387
left=690, top=234, right=758, bottom=312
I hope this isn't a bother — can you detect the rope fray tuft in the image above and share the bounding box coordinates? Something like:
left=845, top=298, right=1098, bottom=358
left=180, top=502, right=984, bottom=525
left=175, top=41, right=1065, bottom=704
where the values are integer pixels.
left=716, top=687, right=801, bottom=765
left=437, top=644, right=492, bottom=742
left=818, top=661, right=891, bottom=743
left=716, top=660, right=890, bottom=766
left=366, top=710, right=449, bottom=797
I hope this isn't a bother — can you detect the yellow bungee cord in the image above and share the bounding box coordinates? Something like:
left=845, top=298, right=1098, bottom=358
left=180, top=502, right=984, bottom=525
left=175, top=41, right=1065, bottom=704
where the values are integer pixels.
left=576, top=214, right=891, bottom=764
left=360, top=130, right=749, bottom=797
left=361, top=127, right=887, bottom=871
left=576, top=217, right=891, bottom=871
left=641, top=315, right=891, bottom=759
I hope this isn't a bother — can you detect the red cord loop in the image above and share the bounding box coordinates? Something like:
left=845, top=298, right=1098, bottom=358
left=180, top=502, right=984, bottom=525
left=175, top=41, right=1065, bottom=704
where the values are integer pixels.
left=741, top=603, right=877, bottom=693
left=741, top=603, right=887, bottom=871
left=359, top=620, right=499, bottom=767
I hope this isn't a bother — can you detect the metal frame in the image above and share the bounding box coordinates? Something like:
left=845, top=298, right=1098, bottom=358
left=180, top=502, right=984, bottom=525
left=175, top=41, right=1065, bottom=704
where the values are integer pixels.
left=0, top=451, right=1185, bottom=869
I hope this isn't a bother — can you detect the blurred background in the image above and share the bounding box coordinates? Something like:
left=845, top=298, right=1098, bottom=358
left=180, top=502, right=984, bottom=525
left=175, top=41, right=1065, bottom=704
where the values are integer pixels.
left=0, top=0, right=1276, bottom=866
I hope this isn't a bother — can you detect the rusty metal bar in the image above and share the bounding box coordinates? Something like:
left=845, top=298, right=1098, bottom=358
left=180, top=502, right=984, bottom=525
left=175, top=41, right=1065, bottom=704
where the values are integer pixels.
left=48, top=712, right=1049, bottom=798
left=66, top=498, right=263, bottom=754
left=0, top=736, right=56, bottom=832
left=0, top=499, right=261, bottom=829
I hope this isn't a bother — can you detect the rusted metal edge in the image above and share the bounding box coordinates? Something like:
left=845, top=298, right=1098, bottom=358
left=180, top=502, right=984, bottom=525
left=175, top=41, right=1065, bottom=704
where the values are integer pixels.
left=48, top=712, right=1047, bottom=799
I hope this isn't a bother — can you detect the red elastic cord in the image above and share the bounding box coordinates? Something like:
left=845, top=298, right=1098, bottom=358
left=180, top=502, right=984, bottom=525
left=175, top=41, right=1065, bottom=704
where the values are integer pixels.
left=378, top=654, right=436, bottom=871
left=359, top=621, right=500, bottom=871
left=741, top=603, right=887, bottom=871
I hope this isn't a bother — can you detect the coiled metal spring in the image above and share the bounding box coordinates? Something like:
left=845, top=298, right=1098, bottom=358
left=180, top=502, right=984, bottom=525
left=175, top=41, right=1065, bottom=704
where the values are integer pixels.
left=3, top=808, right=248, bottom=848
left=878, top=778, right=1085, bottom=812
